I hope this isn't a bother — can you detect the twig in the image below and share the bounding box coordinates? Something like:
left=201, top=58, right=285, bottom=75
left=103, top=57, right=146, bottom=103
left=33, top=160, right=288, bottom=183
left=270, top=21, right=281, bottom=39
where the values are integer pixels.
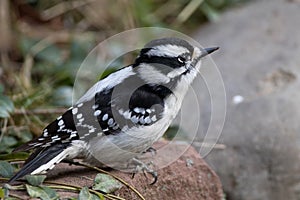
left=0, top=0, right=12, bottom=52
left=45, top=181, right=122, bottom=200
left=8, top=193, right=23, bottom=200
left=72, top=161, right=146, bottom=200
left=20, top=31, right=71, bottom=90
left=8, top=118, right=22, bottom=138
left=20, top=54, right=34, bottom=90
left=193, top=141, right=226, bottom=150
left=21, top=108, right=33, bottom=130
left=0, top=118, right=8, bottom=143
left=0, top=177, right=9, bottom=182
left=41, top=0, right=98, bottom=20
left=0, top=177, right=119, bottom=200
left=176, top=0, right=204, bottom=24
left=13, top=108, right=66, bottom=115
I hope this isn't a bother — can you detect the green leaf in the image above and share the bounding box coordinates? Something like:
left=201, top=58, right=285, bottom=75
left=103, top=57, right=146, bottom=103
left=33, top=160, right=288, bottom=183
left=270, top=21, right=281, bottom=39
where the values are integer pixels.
left=0, top=187, right=15, bottom=199
left=164, top=126, right=180, bottom=140
left=19, top=37, right=63, bottom=65
left=0, top=152, right=29, bottom=161
left=98, top=67, right=118, bottom=80
left=0, top=84, right=4, bottom=93
left=0, top=187, right=5, bottom=198
left=0, top=109, right=9, bottom=118
left=26, top=184, right=59, bottom=200
left=0, top=161, right=14, bottom=178
left=19, top=36, right=36, bottom=56
left=1, top=186, right=10, bottom=199
left=1, top=136, right=18, bottom=147
left=36, top=44, right=63, bottom=65
left=0, top=136, right=18, bottom=153
left=19, top=130, right=33, bottom=143
left=52, top=86, right=73, bottom=107
left=200, top=2, right=220, bottom=22
left=70, top=38, right=94, bottom=61
left=0, top=94, right=14, bottom=118
left=79, top=187, right=101, bottom=200
left=92, top=173, right=123, bottom=193
left=26, top=175, right=47, bottom=186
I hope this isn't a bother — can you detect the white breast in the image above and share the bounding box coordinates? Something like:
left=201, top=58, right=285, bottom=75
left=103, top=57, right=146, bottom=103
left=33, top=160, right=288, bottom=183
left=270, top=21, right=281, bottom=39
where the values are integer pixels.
left=85, top=67, right=199, bottom=170
left=85, top=88, right=187, bottom=170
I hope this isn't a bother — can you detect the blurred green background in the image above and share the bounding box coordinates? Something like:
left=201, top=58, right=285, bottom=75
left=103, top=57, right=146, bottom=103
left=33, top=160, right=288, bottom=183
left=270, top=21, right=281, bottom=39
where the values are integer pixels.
left=0, top=0, right=248, bottom=154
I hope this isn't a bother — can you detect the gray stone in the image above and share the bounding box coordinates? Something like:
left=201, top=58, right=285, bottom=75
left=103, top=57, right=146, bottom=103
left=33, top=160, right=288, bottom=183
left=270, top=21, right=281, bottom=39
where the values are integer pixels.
left=188, top=0, right=300, bottom=199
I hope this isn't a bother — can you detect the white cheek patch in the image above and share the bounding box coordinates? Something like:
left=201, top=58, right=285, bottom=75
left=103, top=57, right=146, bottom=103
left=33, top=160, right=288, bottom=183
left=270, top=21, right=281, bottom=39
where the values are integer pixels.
left=167, top=66, right=188, bottom=79
left=146, top=45, right=189, bottom=58
left=137, top=63, right=170, bottom=84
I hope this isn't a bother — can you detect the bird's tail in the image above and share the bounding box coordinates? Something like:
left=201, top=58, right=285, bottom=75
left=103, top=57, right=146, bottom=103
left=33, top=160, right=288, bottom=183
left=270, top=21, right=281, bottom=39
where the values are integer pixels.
left=8, top=143, right=70, bottom=184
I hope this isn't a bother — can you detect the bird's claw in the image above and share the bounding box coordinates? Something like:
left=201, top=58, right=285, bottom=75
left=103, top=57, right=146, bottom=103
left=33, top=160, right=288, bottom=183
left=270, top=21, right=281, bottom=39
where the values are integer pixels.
left=142, top=147, right=157, bottom=156
left=131, top=158, right=158, bottom=185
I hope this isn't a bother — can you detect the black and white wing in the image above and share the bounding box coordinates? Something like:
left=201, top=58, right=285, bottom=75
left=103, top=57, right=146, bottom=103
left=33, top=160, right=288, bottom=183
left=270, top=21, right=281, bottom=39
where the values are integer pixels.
left=8, top=67, right=136, bottom=183
left=9, top=65, right=173, bottom=183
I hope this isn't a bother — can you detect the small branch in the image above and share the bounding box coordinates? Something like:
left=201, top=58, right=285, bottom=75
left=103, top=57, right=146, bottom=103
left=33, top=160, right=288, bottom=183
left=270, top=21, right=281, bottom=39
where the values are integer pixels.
left=41, top=0, right=98, bottom=20
left=13, top=108, right=66, bottom=116
left=176, top=0, right=204, bottom=24
left=20, top=55, right=33, bottom=90
left=44, top=182, right=79, bottom=193
left=8, top=193, right=23, bottom=200
left=193, top=141, right=226, bottom=150
left=0, top=177, right=9, bottom=182
left=45, top=180, right=122, bottom=200
left=0, top=118, right=8, bottom=143
left=0, top=0, right=12, bottom=52
left=70, top=161, right=146, bottom=200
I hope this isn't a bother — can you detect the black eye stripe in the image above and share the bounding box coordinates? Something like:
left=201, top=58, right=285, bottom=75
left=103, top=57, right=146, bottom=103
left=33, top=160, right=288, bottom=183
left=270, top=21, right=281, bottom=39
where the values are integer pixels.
left=177, top=56, right=186, bottom=63
left=135, top=55, right=185, bottom=68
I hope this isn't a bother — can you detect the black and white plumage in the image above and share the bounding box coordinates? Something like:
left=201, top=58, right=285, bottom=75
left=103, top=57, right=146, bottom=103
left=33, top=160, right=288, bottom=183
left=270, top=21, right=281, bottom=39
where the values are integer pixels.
left=9, top=37, right=218, bottom=183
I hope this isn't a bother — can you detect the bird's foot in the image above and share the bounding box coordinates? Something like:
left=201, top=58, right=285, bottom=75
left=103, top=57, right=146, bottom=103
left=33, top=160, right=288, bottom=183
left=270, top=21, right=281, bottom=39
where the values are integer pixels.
left=130, top=157, right=158, bottom=185
left=142, top=147, right=157, bottom=156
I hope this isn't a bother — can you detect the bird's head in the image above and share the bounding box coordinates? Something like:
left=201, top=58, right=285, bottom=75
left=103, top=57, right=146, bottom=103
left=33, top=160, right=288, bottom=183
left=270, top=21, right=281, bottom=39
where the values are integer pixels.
left=134, top=37, right=218, bottom=86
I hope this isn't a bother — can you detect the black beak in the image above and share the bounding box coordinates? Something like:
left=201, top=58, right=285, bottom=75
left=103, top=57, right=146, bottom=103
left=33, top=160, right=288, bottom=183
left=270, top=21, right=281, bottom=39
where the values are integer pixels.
left=199, top=47, right=219, bottom=58
left=205, top=47, right=219, bottom=54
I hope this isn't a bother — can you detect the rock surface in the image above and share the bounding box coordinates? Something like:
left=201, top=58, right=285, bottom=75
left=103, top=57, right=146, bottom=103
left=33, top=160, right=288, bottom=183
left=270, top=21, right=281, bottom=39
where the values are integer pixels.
left=190, top=0, right=300, bottom=199
left=6, top=141, right=223, bottom=200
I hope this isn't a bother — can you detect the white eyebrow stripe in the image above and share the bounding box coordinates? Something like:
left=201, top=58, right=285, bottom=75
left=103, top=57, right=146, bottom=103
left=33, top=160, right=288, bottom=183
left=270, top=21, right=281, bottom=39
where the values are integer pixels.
left=145, top=44, right=189, bottom=57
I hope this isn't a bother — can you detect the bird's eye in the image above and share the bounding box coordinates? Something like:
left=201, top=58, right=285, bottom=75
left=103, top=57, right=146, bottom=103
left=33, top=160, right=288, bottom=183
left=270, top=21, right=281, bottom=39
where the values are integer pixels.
left=177, top=56, right=186, bottom=64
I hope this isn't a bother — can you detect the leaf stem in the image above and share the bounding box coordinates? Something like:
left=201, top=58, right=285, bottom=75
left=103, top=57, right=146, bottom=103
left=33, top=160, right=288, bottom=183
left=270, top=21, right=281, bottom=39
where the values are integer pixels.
left=45, top=180, right=121, bottom=200
left=75, top=161, right=146, bottom=200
